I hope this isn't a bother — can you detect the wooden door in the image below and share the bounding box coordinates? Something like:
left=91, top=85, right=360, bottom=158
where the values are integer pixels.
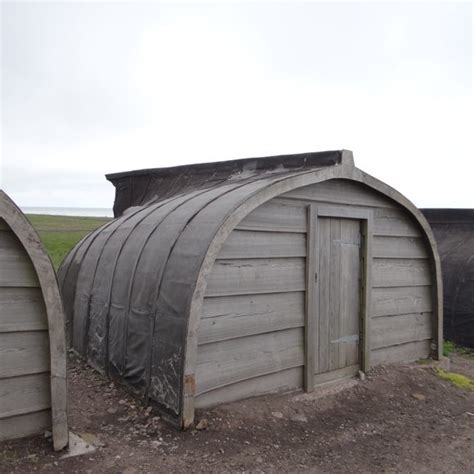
left=310, top=215, right=362, bottom=386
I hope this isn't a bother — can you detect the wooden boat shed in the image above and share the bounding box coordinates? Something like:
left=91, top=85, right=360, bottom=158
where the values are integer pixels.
left=422, top=209, right=474, bottom=349
left=59, top=150, right=442, bottom=428
left=0, top=191, right=68, bottom=450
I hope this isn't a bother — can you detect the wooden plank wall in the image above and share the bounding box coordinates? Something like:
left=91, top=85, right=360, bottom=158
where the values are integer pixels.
left=195, top=203, right=307, bottom=408
left=0, top=219, right=52, bottom=441
left=196, top=179, right=434, bottom=408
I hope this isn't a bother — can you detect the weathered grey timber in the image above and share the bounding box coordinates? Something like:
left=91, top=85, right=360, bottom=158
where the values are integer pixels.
left=0, top=191, right=68, bottom=450
left=422, top=209, right=474, bottom=348
left=59, top=150, right=442, bottom=429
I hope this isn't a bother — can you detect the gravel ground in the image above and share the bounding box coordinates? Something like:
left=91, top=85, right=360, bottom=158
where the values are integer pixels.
left=1, top=352, right=474, bottom=473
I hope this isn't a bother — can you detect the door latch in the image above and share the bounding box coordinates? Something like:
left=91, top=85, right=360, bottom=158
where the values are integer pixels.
left=314, top=272, right=318, bottom=283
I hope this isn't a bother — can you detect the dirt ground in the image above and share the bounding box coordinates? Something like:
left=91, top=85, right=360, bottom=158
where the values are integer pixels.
left=2, top=352, right=474, bottom=473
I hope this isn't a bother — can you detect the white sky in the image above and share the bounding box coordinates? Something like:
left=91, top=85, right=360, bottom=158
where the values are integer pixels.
left=1, top=1, right=473, bottom=209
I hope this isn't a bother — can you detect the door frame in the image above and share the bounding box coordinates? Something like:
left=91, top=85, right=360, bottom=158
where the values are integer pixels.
left=304, top=205, right=373, bottom=392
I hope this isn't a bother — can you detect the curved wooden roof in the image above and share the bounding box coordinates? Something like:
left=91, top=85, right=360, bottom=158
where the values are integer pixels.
left=59, top=150, right=442, bottom=427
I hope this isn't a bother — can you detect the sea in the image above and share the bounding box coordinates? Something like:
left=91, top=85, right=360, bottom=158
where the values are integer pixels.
left=21, top=206, right=114, bottom=218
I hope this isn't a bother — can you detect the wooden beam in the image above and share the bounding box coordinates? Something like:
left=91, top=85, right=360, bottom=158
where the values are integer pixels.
left=372, top=258, right=431, bottom=287
left=304, top=205, right=317, bottom=392
left=196, top=328, right=304, bottom=395
left=199, top=292, right=304, bottom=344
left=206, top=257, right=306, bottom=297
left=0, top=332, right=50, bottom=378
left=219, top=230, right=306, bottom=259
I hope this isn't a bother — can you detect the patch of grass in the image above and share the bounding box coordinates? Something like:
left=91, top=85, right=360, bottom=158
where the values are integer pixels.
left=443, top=340, right=474, bottom=359
left=26, top=214, right=111, bottom=231
left=26, top=214, right=111, bottom=270
left=435, top=368, right=474, bottom=391
left=443, top=340, right=457, bottom=356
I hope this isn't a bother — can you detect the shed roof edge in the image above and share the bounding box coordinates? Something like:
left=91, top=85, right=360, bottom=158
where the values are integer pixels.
left=105, top=149, right=351, bottom=181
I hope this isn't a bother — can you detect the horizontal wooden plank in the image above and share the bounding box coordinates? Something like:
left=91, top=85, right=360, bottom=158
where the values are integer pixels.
left=196, top=328, right=304, bottom=394
left=0, top=373, right=51, bottom=419
left=0, top=288, right=47, bottom=332
left=371, top=313, right=433, bottom=349
left=0, top=249, right=39, bottom=287
left=372, top=286, right=433, bottom=317
left=372, top=258, right=432, bottom=288
left=206, top=257, right=306, bottom=297
left=373, top=236, right=428, bottom=259
left=199, top=292, right=305, bottom=344
left=371, top=339, right=431, bottom=366
left=0, top=332, right=50, bottom=378
left=313, top=364, right=359, bottom=386
left=374, top=208, right=422, bottom=237
left=195, top=366, right=303, bottom=409
left=0, top=409, right=51, bottom=442
left=236, top=201, right=307, bottom=233
left=317, top=205, right=372, bottom=220
left=282, top=179, right=395, bottom=209
left=0, top=230, right=24, bottom=251
left=219, top=230, right=306, bottom=259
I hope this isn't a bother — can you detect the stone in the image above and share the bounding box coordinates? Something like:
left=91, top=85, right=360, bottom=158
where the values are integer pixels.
left=196, top=419, right=209, bottom=430
left=272, top=412, right=284, bottom=419
left=412, top=393, right=426, bottom=401
left=150, top=440, right=162, bottom=449
left=80, top=432, right=105, bottom=447
left=291, top=413, right=308, bottom=423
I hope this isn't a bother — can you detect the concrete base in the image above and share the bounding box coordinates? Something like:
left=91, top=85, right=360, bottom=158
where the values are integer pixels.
left=292, top=377, right=359, bottom=402
left=60, top=432, right=97, bottom=459
left=415, top=356, right=451, bottom=371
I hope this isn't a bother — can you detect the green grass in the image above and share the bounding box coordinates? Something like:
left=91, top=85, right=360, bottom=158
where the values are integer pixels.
left=443, top=340, right=474, bottom=359
left=435, top=368, right=474, bottom=391
left=26, top=214, right=112, bottom=270
left=443, top=340, right=457, bottom=357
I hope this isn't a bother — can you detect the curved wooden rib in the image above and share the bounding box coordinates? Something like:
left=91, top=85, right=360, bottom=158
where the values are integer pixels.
left=0, top=190, right=68, bottom=450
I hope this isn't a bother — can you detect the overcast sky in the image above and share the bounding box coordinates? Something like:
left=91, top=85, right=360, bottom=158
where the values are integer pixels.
left=1, top=1, right=472, bottom=210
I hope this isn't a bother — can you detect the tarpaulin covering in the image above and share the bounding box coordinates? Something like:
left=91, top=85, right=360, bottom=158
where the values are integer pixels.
left=422, top=209, right=474, bottom=348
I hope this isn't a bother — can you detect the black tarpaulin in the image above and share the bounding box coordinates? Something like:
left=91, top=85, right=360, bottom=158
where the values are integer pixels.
left=422, top=209, right=474, bottom=348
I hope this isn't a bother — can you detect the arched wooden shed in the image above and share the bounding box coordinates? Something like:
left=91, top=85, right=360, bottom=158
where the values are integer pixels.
left=59, top=150, right=442, bottom=428
left=0, top=191, right=68, bottom=450
left=422, top=209, right=474, bottom=348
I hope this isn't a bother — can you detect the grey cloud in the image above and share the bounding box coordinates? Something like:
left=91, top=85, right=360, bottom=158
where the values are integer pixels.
left=1, top=2, right=472, bottom=208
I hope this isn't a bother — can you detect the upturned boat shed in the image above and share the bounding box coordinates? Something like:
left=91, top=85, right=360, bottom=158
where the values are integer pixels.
left=59, top=150, right=442, bottom=428
left=0, top=190, right=68, bottom=450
